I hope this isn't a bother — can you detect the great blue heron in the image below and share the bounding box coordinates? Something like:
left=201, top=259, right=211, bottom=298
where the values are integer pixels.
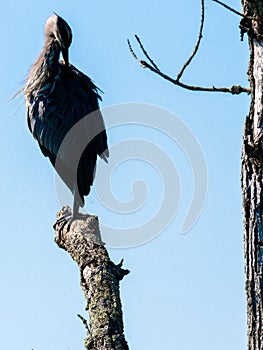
left=25, top=14, right=109, bottom=225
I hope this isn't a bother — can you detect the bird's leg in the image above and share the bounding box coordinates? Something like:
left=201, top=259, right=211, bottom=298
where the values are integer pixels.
left=72, top=185, right=80, bottom=221
left=72, top=183, right=87, bottom=220
left=64, top=183, right=86, bottom=231
left=53, top=184, right=85, bottom=234
left=58, top=186, right=80, bottom=233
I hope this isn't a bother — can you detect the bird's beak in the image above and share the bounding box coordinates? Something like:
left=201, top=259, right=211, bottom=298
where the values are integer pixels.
left=62, top=46, right=69, bottom=66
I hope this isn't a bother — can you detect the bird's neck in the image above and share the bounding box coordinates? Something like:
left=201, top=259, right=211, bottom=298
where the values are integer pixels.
left=25, top=38, right=61, bottom=95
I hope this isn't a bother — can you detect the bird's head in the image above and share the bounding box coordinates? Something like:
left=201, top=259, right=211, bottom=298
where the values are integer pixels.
left=44, top=13, right=72, bottom=66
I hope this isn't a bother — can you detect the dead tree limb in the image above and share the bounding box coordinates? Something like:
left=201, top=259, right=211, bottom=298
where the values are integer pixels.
left=213, top=0, right=249, bottom=18
left=176, top=0, right=205, bottom=81
left=54, top=206, right=130, bottom=350
left=127, top=0, right=250, bottom=95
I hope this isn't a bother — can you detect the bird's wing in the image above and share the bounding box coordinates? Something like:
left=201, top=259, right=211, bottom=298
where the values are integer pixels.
left=27, top=90, right=70, bottom=157
left=27, top=63, right=108, bottom=159
left=67, top=63, right=109, bottom=161
left=26, top=63, right=109, bottom=200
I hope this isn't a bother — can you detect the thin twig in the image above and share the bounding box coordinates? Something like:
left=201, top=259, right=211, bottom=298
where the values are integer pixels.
left=134, top=35, right=160, bottom=71
left=140, top=60, right=250, bottom=94
left=77, top=314, right=90, bottom=334
left=127, top=39, right=139, bottom=61
left=212, top=0, right=249, bottom=18
left=176, top=0, right=205, bottom=81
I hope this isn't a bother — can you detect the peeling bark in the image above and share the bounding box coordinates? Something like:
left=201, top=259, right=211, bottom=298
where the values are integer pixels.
left=241, top=1, right=263, bottom=349
left=54, top=206, right=130, bottom=350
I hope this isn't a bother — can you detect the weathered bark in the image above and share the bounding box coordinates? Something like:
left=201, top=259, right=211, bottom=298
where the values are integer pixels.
left=54, top=206, right=130, bottom=350
left=241, top=1, right=263, bottom=349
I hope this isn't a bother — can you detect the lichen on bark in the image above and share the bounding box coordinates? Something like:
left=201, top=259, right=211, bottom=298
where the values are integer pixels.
left=54, top=206, right=130, bottom=350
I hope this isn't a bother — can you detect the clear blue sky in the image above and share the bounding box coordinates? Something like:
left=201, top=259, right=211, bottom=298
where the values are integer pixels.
left=1, top=0, right=249, bottom=349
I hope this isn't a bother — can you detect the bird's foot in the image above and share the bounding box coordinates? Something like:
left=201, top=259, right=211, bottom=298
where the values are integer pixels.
left=53, top=207, right=87, bottom=239
left=53, top=213, right=72, bottom=231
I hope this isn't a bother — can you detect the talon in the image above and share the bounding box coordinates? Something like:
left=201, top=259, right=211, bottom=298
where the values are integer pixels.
left=53, top=213, right=71, bottom=229
left=66, top=217, right=74, bottom=232
left=53, top=216, right=66, bottom=229
left=54, top=211, right=87, bottom=237
left=53, top=212, right=73, bottom=241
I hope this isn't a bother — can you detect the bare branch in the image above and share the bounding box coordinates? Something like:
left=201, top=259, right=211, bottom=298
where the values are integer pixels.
left=134, top=35, right=160, bottom=71
left=140, top=60, right=250, bottom=95
left=127, top=0, right=251, bottom=95
left=212, top=0, right=249, bottom=18
left=176, top=0, right=205, bottom=81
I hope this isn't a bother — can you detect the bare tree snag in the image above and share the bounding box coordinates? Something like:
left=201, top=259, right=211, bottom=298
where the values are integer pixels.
left=54, top=206, right=130, bottom=350
left=241, top=1, right=263, bottom=350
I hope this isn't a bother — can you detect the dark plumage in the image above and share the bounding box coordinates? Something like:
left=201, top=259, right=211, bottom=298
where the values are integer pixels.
left=25, top=14, right=108, bottom=222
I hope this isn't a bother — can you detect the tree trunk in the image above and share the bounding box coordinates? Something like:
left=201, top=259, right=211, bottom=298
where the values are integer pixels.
left=54, top=206, right=130, bottom=350
left=241, top=1, right=263, bottom=349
